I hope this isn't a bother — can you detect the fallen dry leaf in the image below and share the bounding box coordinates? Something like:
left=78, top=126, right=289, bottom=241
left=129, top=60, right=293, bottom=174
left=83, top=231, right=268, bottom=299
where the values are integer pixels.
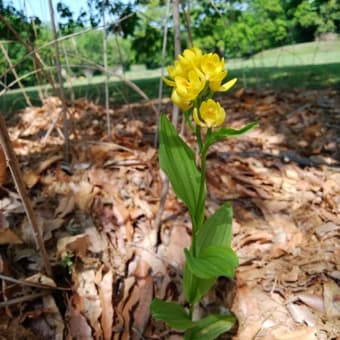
left=287, top=302, right=316, bottom=326
left=0, top=227, right=23, bottom=244
left=2, top=89, right=340, bottom=339
left=323, top=280, right=340, bottom=319
left=99, top=269, right=114, bottom=340
left=66, top=294, right=93, bottom=339
left=74, top=268, right=102, bottom=338
left=57, top=234, right=89, bottom=259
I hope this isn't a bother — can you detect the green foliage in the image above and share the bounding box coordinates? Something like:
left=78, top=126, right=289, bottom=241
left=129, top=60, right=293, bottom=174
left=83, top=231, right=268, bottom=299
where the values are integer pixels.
left=150, top=299, right=193, bottom=330
left=61, top=255, right=74, bottom=275
left=205, top=123, right=259, bottom=149
left=2, top=0, right=339, bottom=85
left=293, top=0, right=340, bottom=36
left=184, top=314, right=236, bottom=340
left=154, top=65, right=257, bottom=337
left=150, top=299, right=236, bottom=339
left=184, top=204, right=236, bottom=304
left=195, top=203, right=233, bottom=253
left=0, top=0, right=41, bottom=87
left=158, top=114, right=202, bottom=225
left=61, top=30, right=135, bottom=75
left=185, top=246, right=238, bottom=279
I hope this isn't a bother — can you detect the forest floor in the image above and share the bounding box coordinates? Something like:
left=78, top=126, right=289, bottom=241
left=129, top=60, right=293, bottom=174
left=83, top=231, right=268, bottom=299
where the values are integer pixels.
left=0, top=87, right=339, bottom=339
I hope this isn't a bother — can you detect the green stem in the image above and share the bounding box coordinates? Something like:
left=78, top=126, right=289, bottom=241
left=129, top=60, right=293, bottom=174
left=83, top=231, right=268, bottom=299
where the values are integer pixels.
left=184, top=110, right=195, bottom=132
left=195, top=125, right=203, bottom=153
left=197, top=146, right=207, bottom=225
left=189, top=303, right=194, bottom=319
left=192, top=142, right=208, bottom=256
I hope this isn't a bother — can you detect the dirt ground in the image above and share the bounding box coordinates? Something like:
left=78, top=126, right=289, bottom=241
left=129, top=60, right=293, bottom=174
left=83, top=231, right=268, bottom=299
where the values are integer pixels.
left=0, top=88, right=339, bottom=339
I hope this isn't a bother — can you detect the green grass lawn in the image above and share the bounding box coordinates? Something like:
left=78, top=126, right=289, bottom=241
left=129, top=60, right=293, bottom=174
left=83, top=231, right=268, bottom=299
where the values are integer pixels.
left=227, top=40, right=340, bottom=68
left=1, top=40, right=339, bottom=116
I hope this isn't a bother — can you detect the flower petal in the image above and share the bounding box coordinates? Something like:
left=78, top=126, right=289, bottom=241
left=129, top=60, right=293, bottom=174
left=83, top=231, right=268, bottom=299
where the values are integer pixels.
left=218, top=78, right=237, bottom=92
left=163, top=77, right=175, bottom=87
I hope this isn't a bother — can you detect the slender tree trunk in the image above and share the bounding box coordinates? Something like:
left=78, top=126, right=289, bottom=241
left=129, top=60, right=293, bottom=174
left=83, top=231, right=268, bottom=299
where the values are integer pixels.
left=172, top=0, right=181, bottom=129
left=181, top=0, right=193, bottom=47
left=48, top=0, right=71, bottom=164
left=102, top=7, right=111, bottom=139
left=0, top=42, right=32, bottom=107
left=154, top=0, right=171, bottom=147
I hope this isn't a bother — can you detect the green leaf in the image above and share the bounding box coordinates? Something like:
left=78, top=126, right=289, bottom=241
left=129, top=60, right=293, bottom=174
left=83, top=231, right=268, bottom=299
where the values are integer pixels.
left=185, top=246, right=239, bottom=279
left=196, top=203, right=233, bottom=254
left=159, top=114, right=201, bottom=221
left=150, top=299, right=193, bottom=330
left=184, top=204, right=235, bottom=304
left=184, top=314, right=236, bottom=340
left=183, top=262, right=215, bottom=305
left=206, top=122, right=258, bottom=148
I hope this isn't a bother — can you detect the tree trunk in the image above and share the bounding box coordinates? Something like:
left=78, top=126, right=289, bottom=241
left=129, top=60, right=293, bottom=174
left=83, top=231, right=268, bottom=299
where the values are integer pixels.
left=181, top=0, right=193, bottom=47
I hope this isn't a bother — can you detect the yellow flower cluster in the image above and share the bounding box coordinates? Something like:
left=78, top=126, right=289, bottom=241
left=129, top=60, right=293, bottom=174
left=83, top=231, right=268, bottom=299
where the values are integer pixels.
left=164, top=47, right=237, bottom=127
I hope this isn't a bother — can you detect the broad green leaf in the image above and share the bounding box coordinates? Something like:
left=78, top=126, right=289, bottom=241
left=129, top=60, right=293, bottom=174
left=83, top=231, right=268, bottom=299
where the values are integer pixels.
left=185, top=246, right=239, bottom=279
left=184, top=204, right=236, bottom=304
left=184, top=314, right=236, bottom=340
left=159, top=114, right=201, bottom=222
left=183, top=261, right=215, bottom=305
left=206, top=122, right=258, bottom=148
left=196, top=203, right=233, bottom=254
left=150, top=299, right=193, bottom=330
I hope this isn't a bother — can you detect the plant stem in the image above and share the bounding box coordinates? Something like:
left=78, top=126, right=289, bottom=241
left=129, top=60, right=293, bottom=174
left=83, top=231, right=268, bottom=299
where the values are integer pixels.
left=192, top=144, right=208, bottom=258
left=195, top=125, right=203, bottom=153
left=197, top=146, right=207, bottom=225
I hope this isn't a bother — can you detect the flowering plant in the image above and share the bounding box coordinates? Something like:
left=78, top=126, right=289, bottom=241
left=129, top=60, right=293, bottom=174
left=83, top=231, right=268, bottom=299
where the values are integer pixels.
left=151, top=48, right=257, bottom=339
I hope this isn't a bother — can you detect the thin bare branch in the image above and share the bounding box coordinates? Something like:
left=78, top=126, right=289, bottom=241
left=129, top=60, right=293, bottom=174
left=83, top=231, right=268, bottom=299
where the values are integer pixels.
left=0, top=292, right=49, bottom=308
left=48, top=0, right=71, bottom=164
left=102, top=6, right=111, bottom=139
left=0, top=42, right=32, bottom=106
left=154, top=0, right=171, bottom=147
left=0, top=274, right=70, bottom=291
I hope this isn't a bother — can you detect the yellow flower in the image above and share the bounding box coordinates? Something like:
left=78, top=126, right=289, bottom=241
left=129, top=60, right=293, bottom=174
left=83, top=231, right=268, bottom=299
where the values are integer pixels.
left=178, top=47, right=203, bottom=69
left=193, top=99, right=226, bottom=128
left=171, top=89, right=192, bottom=111
left=200, top=53, right=225, bottom=81
left=163, top=47, right=203, bottom=86
left=210, top=77, right=237, bottom=92
left=175, top=69, right=206, bottom=102
left=199, top=53, right=237, bottom=93
left=164, top=47, right=236, bottom=109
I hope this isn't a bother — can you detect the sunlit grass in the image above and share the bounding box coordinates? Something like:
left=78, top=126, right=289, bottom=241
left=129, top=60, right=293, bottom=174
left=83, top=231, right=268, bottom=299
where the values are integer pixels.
left=1, top=40, right=340, bottom=116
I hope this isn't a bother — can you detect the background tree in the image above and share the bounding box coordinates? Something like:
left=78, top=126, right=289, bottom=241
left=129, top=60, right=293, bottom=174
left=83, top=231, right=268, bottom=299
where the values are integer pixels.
left=0, top=0, right=42, bottom=87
